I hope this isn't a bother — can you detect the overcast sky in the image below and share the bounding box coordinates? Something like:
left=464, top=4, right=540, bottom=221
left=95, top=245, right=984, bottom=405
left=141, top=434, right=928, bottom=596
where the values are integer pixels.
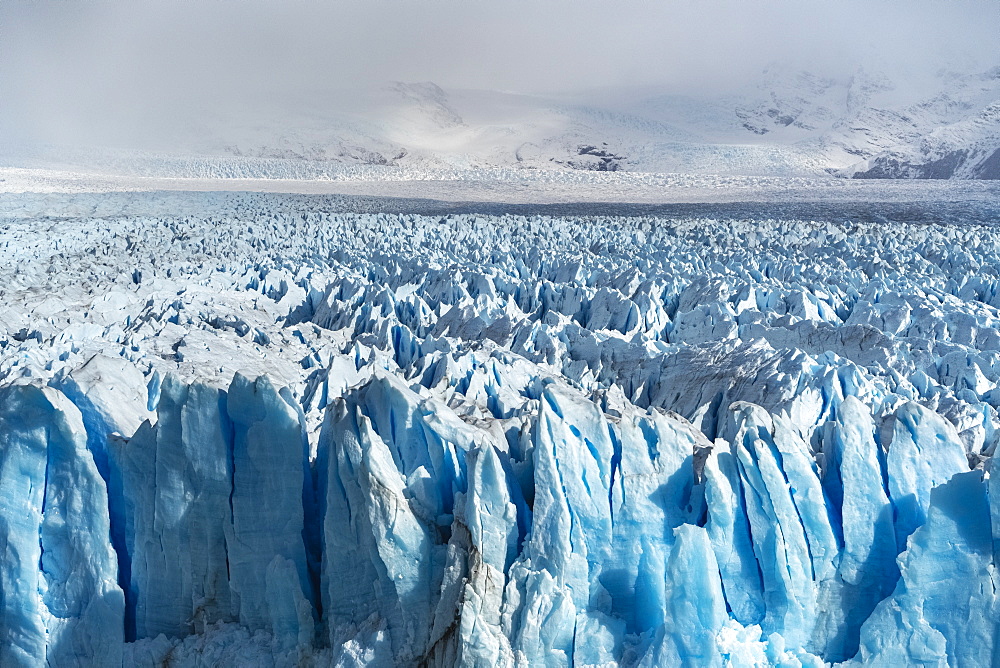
left=2, top=1, right=998, bottom=148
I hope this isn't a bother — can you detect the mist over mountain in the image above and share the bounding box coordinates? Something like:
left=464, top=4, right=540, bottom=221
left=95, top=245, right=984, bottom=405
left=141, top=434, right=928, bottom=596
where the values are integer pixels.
left=3, top=1, right=999, bottom=179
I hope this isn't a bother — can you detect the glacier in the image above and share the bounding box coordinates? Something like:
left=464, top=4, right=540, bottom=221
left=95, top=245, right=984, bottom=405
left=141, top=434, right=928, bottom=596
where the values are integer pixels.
left=2, top=188, right=1000, bottom=666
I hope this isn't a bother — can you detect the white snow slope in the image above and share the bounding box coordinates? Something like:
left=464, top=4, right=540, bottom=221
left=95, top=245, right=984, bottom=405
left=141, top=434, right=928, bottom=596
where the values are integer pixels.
left=1, top=184, right=1000, bottom=666
left=4, top=65, right=1000, bottom=180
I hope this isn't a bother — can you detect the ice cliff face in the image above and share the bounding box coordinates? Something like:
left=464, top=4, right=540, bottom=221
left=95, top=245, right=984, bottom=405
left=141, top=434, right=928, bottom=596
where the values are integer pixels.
left=2, top=191, right=1000, bottom=665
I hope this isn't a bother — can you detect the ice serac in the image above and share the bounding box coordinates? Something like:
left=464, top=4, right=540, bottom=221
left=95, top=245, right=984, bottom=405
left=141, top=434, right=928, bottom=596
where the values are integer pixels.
left=110, top=373, right=314, bottom=650
left=702, top=439, right=765, bottom=628
left=502, top=383, right=619, bottom=666
left=52, top=354, right=152, bottom=484
left=885, top=401, right=970, bottom=552
left=225, top=373, right=315, bottom=647
left=817, top=395, right=898, bottom=660
left=852, top=470, right=997, bottom=667
left=0, top=384, right=124, bottom=667
left=662, top=524, right=728, bottom=666
left=607, top=405, right=707, bottom=637
left=725, top=402, right=816, bottom=648
left=321, top=394, right=435, bottom=663
left=448, top=443, right=522, bottom=667
left=109, top=375, right=234, bottom=640
left=500, top=383, right=717, bottom=666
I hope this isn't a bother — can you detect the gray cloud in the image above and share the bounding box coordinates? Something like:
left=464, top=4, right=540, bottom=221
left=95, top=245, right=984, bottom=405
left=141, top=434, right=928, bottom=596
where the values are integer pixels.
left=2, top=0, right=998, bottom=149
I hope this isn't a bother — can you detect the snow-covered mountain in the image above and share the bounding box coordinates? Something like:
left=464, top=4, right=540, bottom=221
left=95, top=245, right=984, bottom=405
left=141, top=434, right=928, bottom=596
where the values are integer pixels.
left=9, top=65, right=997, bottom=180
left=201, top=66, right=1000, bottom=180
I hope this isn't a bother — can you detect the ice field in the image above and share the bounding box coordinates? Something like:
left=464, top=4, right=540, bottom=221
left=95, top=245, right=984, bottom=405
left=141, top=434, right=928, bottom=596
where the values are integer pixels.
left=2, top=180, right=1000, bottom=666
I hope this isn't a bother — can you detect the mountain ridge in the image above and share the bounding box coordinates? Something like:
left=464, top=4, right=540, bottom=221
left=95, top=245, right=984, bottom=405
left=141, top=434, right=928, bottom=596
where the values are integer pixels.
left=4, top=66, right=999, bottom=180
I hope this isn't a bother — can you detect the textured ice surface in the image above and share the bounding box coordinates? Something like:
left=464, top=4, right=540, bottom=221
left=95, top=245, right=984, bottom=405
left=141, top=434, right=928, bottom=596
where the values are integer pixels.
left=1, top=189, right=1000, bottom=665
left=0, top=384, right=124, bottom=667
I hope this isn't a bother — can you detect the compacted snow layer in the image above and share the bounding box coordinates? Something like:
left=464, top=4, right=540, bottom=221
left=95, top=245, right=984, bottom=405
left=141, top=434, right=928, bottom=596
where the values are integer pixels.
left=1, top=191, right=1000, bottom=666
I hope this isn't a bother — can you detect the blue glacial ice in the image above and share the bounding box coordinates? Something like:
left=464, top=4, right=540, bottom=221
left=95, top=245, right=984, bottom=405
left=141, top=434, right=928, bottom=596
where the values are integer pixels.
left=1, top=192, right=1000, bottom=665
left=0, top=384, right=124, bottom=667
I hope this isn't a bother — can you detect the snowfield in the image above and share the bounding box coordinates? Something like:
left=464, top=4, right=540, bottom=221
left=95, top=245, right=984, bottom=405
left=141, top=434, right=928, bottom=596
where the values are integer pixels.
left=2, top=182, right=1000, bottom=667
left=6, top=65, right=999, bottom=180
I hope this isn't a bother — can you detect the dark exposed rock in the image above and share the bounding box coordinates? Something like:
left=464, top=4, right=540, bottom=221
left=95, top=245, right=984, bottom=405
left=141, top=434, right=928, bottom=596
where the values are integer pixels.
left=975, top=147, right=1000, bottom=180
left=551, top=144, right=628, bottom=171
left=853, top=150, right=969, bottom=179
left=854, top=146, right=1000, bottom=180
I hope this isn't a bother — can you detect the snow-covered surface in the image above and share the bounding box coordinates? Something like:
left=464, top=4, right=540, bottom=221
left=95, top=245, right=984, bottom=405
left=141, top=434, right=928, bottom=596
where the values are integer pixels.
left=2, top=183, right=1000, bottom=666
left=3, top=165, right=1000, bottom=219
left=4, top=65, right=999, bottom=180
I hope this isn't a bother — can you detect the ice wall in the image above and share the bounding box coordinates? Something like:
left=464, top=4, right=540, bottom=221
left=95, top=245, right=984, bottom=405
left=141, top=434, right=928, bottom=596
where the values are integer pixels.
left=1, top=365, right=995, bottom=666
left=109, top=373, right=314, bottom=650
